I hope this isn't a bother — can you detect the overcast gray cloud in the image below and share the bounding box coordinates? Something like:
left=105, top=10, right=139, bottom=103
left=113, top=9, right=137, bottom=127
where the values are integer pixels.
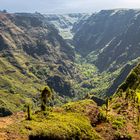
left=0, top=0, right=140, bottom=14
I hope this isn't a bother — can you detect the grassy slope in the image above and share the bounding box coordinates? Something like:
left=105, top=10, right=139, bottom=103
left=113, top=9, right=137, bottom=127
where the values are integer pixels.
left=106, top=63, right=140, bottom=139
left=6, top=100, right=102, bottom=140
left=0, top=51, right=45, bottom=112
left=2, top=96, right=140, bottom=140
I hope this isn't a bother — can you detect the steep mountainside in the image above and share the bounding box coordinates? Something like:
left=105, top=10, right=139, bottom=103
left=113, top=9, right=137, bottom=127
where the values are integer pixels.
left=74, top=9, right=140, bottom=72
left=0, top=12, right=79, bottom=111
left=1, top=9, right=140, bottom=112
left=1, top=10, right=140, bottom=140
left=1, top=64, right=140, bottom=139
left=106, top=62, right=140, bottom=139
left=117, top=62, right=140, bottom=93
left=45, top=13, right=90, bottom=39
left=1, top=71, right=140, bottom=140
left=106, top=63, right=136, bottom=97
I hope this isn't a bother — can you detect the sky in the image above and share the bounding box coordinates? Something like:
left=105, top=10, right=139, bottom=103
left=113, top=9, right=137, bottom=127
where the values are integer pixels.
left=0, top=0, right=140, bottom=14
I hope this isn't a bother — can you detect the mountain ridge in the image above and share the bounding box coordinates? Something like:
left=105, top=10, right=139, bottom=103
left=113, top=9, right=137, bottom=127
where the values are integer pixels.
left=1, top=9, right=140, bottom=110
left=74, top=9, right=140, bottom=72
left=0, top=12, right=80, bottom=111
left=0, top=9, right=140, bottom=140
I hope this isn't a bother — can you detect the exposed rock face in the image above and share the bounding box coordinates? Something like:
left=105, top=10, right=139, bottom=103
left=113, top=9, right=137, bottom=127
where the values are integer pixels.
left=72, top=14, right=91, bottom=33
left=0, top=12, right=79, bottom=110
left=0, top=107, right=12, bottom=117
left=46, top=75, right=74, bottom=97
left=12, top=13, right=75, bottom=61
left=45, top=13, right=85, bottom=29
left=74, top=9, right=140, bottom=72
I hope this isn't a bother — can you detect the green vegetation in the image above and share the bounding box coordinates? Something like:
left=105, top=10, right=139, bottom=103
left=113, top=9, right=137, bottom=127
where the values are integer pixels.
left=112, top=117, right=125, bottom=130
left=6, top=96, right=140, bottom=140
left=1, top=11, right=140, bottom=140
left=105, top=98, right=109, bottom=118
left=28, top=112, right=100, bottom=139
left=8, top=100, right=102, bottom=140
left=41, top=86, right=52, bottom=111
left=0, top=56, right=45, bottom=112
left=119, top=71, right=138, bottom=91
left=27, top=105, right=31, bottom=120
left=74, top=61, right=121, bottom=98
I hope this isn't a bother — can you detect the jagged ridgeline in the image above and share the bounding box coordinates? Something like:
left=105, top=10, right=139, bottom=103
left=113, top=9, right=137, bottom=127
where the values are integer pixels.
left=73, top=9, right=140, bottom=98
left=74, top=9, right=140, bottom=72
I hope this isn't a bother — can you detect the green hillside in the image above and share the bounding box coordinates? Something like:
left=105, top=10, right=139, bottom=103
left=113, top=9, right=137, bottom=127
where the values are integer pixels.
left=1, top=9, right=140, bottom=140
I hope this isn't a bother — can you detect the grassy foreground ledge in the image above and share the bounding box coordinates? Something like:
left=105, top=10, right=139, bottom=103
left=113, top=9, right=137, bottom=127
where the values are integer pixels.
left=8, top=100, right=102, bottom=140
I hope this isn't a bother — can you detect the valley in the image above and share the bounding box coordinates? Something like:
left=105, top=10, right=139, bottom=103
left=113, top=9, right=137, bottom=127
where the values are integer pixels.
left=0, top=9, right=140, bottom=139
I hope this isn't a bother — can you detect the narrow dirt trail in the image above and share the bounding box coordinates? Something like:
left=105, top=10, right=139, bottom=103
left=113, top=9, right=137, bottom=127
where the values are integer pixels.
left=0, top=116, right=13, bottom=129
left=0, top=116, right=13, bottom=140
left=0, top=112, right=26, bottom=140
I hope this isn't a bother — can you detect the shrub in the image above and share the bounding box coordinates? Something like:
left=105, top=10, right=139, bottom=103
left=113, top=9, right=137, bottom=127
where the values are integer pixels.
left=119, top=71, right=138, bottom=92
left=41, top=86, right=52, bottom=111
left=112, top=117, right=125, bottom=130
left=26, top=112, right=101, bottom=140
left=112, top=103, right=121, bottom=110
left=27, top=105, right=32, bottom=120
left=97, top=111, right=107, bottom=123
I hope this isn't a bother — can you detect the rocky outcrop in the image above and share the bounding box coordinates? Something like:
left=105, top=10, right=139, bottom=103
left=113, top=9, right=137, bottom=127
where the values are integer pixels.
left=46, top=75, right=74, bottom=97
left=0, top=107, right=12, bottom=117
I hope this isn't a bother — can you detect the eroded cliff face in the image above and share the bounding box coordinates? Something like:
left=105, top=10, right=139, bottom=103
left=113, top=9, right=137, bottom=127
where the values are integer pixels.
left=0, top=12, right=82, bottom=111
left=74, top=9, right=140, bottom=72
left=1, top=13, right=75, bottom=61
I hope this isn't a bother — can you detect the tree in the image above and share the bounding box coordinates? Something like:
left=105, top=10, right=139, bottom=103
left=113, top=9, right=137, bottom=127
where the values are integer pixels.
left=105, top=98, right=109, bottom=118
left=27, top=105, right=31, bottom=120
left=85, top=93, right=91, bottom=99
left=41, top=86, right=52, bottom=111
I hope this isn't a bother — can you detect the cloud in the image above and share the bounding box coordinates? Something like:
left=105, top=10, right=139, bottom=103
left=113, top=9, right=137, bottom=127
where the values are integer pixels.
left=0, top=0, right=140, bottom=14
left=121, top=0, right=140, bottom=7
